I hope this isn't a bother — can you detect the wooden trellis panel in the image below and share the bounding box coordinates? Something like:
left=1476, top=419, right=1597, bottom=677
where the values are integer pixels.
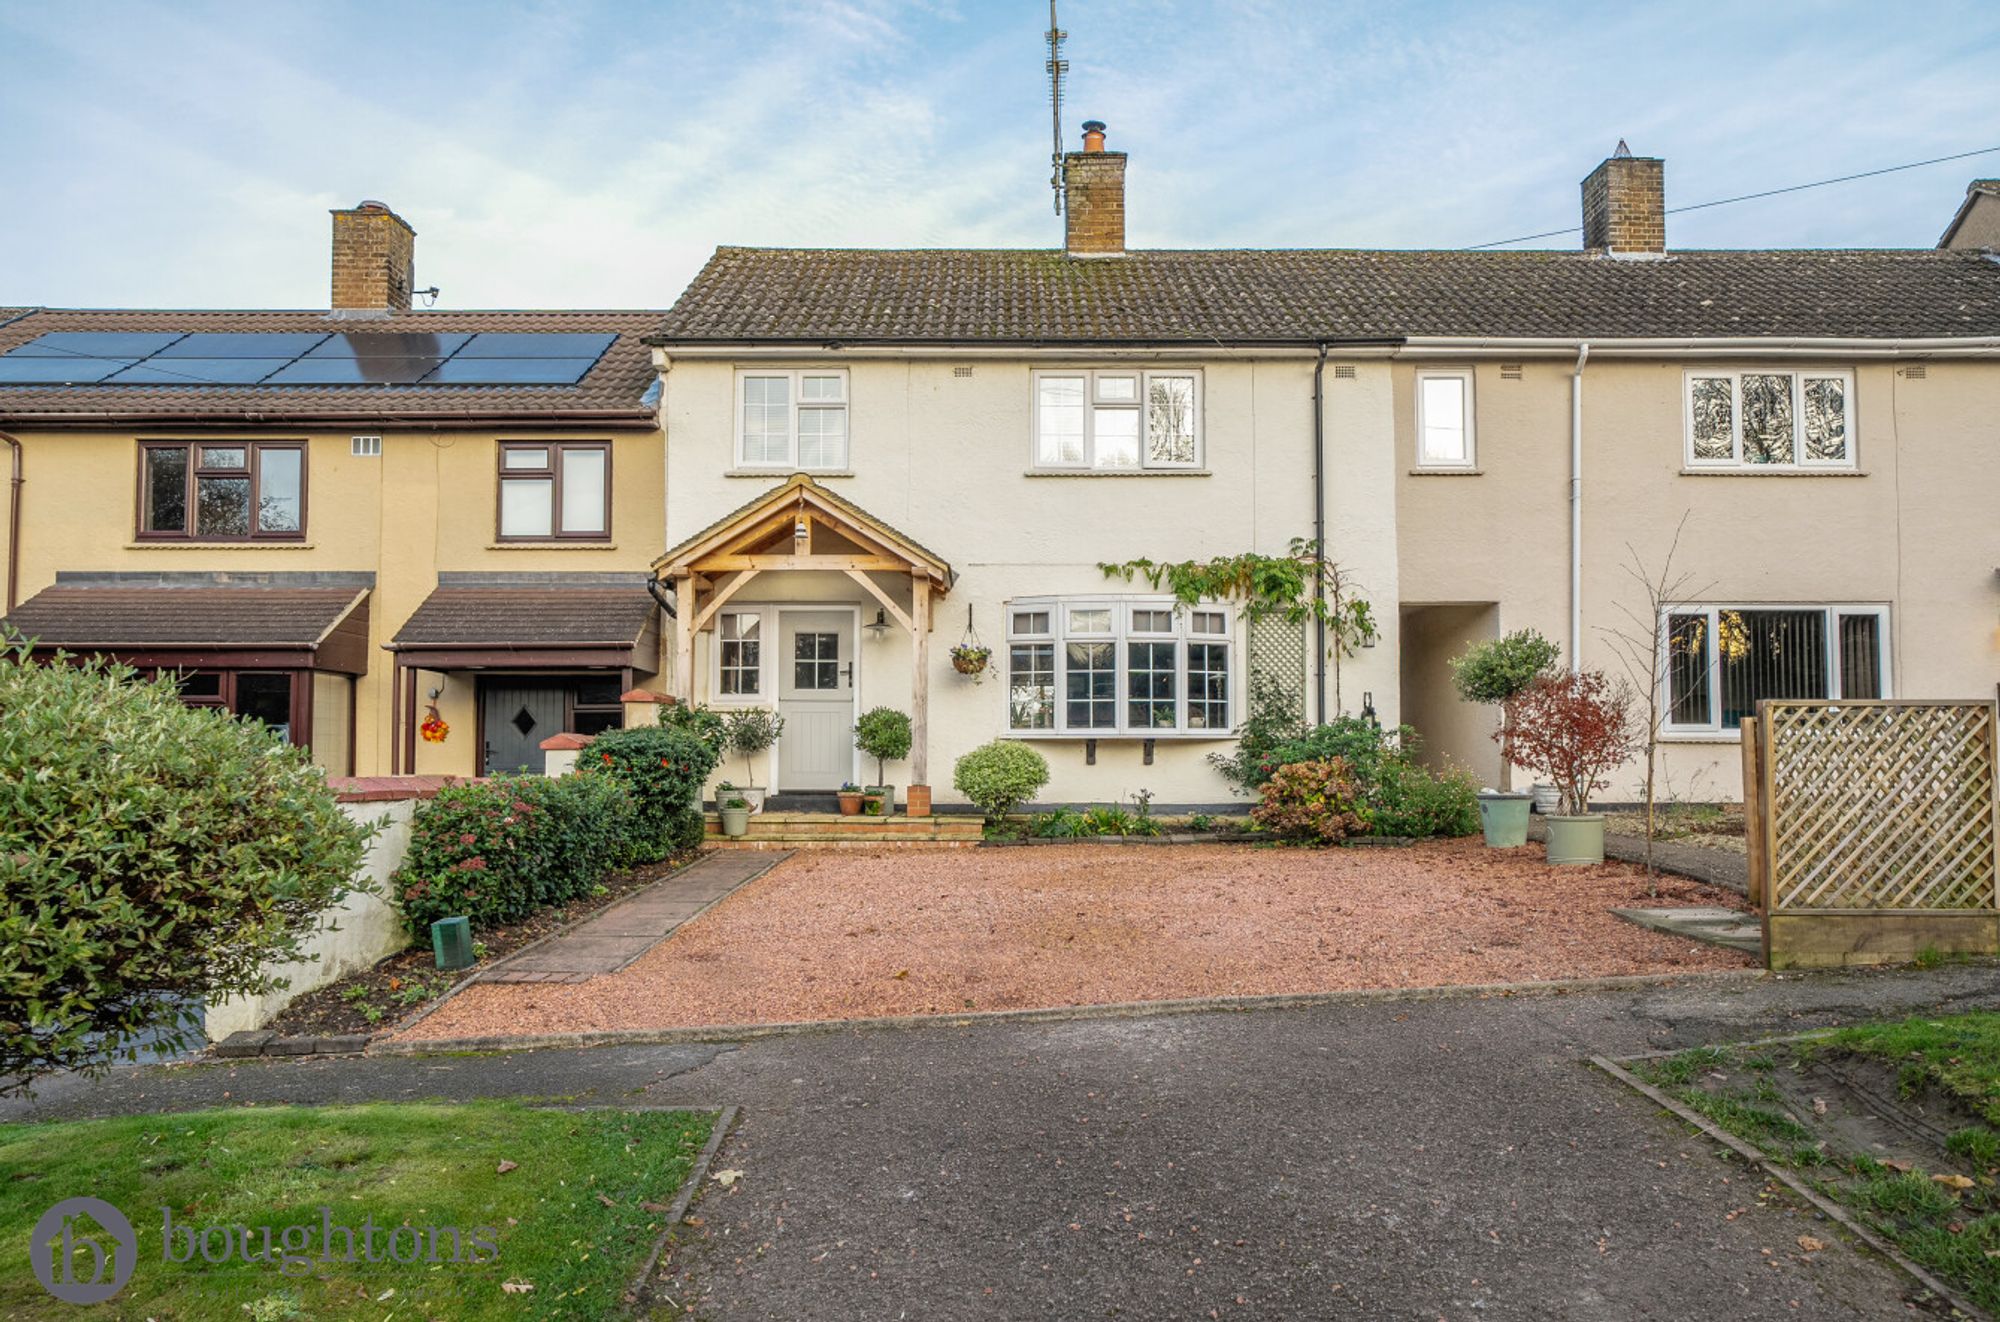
left=1753, top=699, right=2000, bottom=968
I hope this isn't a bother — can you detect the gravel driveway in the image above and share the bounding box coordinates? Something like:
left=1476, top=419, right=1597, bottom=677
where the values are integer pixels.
left=400, top=840, right=1748, bottom=1041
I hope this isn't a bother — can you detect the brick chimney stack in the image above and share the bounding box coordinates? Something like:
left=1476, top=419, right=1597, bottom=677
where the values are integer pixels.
left=1580, top=142, right=1665, bottom=253
left=1063, top=121, right=1126, bottom=257
left=330, top=201, right=416, bottom=312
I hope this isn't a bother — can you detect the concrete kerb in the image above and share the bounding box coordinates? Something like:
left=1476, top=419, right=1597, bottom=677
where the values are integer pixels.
left=1590, top=1052, right=1983, bottom=1319
left=623, top=1104, right=738, bottom=1316
left=370, top=966, right=1769, bottom=1057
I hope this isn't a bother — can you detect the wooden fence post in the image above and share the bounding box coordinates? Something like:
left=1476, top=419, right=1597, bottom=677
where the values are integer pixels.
left=1740, top=715, right=1764, bottom=912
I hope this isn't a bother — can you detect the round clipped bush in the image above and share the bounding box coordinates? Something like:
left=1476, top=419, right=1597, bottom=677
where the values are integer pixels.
left=657, top=701, right=728, bottom=759
left=395, top=772, right=637, bottom=933
left=0, top=650, right=371, bottom=1089
left=953, top=740, right=1051, bottom=822
left=1250, top=758, right=1367, bottom=845
left=853, top=706, right=913, bottom=787
left=580, top=725, right=720, bottom=862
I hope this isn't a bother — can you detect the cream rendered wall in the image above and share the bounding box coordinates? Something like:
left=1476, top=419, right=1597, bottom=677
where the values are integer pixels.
left=1394, top=357, right=2000, bottom=801
left=8, top=425, right=664, bottom=778
left=663, top=355, right=1401, bottom=806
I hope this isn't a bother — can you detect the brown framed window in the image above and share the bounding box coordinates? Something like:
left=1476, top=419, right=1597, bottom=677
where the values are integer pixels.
left=569, top=675, right=625, bottom=736
left=139, top=441, right=306, bottom=540
left=497, top=441, right=611, bottom=540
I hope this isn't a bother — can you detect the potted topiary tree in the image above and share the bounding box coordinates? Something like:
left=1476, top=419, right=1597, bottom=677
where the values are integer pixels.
left=853, top=706, right=912, bottom=815
left=1504, top=669, right=1640, bottom=865
left=1448, top=629, right=1561, bottom=847
left=722, top=707, right=784, bottom=812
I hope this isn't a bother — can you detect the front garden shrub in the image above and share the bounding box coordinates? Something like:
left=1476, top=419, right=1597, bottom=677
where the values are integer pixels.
left=953, top=740, right=1050, bottom=822
left=854, top=706, right=912, bottom=787
left=1258, top=717, right=1411, bottom=790
left=1209, top=672, right=1305, bottom=793
left=1250, top=758, right=1367, bottom=844
left=1368, top=758, right=1480, bottom=838
left=0, top=650, right=371, bottom=1089
left=580, top=725, right=720, bottom=862
left=658, top=701, right=728, bottom=759
left=394, top=773, right=637, bottom=934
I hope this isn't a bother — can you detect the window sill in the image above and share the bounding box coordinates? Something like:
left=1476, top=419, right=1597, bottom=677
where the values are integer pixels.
left=726, top=468, right=852, bottom=479
left=1023, top=469, right=1211, bottom=479
left=1408, top=467, right=1482, bottom=477
left=1660, top=731, right=1743, bottom=744
left=1004, top=730, right=1237, bottom=742
left=1678, top=468, right=1866, bottom=478
left=485, top=541, right=618, bottom=550
left=125, top=540, right=314, bottom=550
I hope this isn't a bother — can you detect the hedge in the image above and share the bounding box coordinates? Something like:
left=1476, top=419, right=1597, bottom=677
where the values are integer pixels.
left=578, top=725, right=720, bottom=863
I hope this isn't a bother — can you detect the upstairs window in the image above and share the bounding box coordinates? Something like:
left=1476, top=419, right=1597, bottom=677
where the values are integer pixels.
left=1006, top=597, right=1232, bottom=736
left=1415, top=369, right=1475, bottom=468
left=1032, top=370, right=1202, bottom=471
left=737, top=369, right=849, bottom=470
left=139, top=441, right=305, bottom=540
left=497, top=442, right=610, bottom=540
left=1664, top=604, right=1888, bottom=733
left=1686, top=370, right=1853, bottom=468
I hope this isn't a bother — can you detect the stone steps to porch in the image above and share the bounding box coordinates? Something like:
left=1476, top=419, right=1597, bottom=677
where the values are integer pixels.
left=705, top=811, right=985, bottom=847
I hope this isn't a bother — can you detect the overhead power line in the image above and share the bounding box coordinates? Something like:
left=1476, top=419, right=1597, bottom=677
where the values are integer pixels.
left=1466, top=144, right=2000, bottom=250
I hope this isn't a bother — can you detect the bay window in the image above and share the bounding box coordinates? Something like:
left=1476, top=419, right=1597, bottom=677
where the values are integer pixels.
left=139, top=441, right=305, bottom=540
left=736, top=369, right=849, bottom=470
left=1685, top=370, right=1854, bottom=468
left=497, top=442, right=610, bottom=540
left=1006, top=598, right=1233, bottom=736
left=1664, top=604, right=1888, bottom=734
left=1032, top=370, right=1202, bottom=471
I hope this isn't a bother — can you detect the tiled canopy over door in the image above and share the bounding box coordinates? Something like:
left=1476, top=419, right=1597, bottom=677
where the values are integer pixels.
left=482, top=682, right=567, bottom=774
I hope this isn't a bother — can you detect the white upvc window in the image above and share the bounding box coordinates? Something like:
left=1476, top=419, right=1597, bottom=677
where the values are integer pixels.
left=1005, top=596, right=1234, bottom=736
left=1031, top=369, right=1203, bottom=470
left=1684, top=369, right=1855, bottom=469
left=1661, top=604, right=1889, bottom=735
left=735, top=369, right=849, bottom=470
left=715, top=609, right=764, bottom=699
left=1415, top=368, right=1475, bottom=468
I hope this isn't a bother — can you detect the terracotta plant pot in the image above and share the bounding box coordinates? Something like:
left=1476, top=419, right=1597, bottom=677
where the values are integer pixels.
left=906, top=784, right=932, bottom=817
left=1476, top=792, right=1532, bottom=848
left=837, top=790, right=863, bottom=816
left=1544, top=813, right=1606, bottom=866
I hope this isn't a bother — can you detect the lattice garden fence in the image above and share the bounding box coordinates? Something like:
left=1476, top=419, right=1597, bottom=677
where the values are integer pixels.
left=1745, top=700, right=2000, bottom=968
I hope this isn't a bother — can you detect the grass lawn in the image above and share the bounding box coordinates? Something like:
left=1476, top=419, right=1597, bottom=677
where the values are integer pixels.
left=0, top=1101, right=713, bottom=1320
left=1632, top=1010, right=2000, bottom=1313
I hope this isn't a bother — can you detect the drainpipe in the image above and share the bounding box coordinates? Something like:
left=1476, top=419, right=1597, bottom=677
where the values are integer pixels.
left=1568, top=343, right=1590, bottom=673
left=0, top=430, right=20, bottom=615
left=1311, top=343, right=1328, bottom=721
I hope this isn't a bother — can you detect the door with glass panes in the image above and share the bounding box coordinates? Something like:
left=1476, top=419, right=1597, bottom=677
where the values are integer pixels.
left=777, top=610, right=855, bottom=790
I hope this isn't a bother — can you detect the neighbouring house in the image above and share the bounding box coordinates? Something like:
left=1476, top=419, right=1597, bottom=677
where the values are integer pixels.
left=0, top=202, right=668, bottom=776
left=650, top=127, right=2000, bottom=805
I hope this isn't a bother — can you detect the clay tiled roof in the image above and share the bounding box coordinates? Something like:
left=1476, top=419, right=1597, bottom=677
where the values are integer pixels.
left=2, top=584, right=367, bottom=647
left=653, top=246, right=2000, bottom=345
left=392, top=584, right=657, bottom=649
left=0, top=308, right=662, bottom=424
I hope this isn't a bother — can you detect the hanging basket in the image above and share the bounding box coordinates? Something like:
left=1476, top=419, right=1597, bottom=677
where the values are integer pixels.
left=950, top=606, right=990, bottom=679
left=419, top=702, right=450, bottom=744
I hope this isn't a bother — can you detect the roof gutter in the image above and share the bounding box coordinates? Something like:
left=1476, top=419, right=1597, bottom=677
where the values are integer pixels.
left=0, top=409, right=659, bottom=432
left=647, top=340, right=1404, bottom=359
left=1397, top=335, right=2000, bottom=359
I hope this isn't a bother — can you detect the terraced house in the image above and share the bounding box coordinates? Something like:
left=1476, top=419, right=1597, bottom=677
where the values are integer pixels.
left=4, top=141, right=1998, bottom=803
left=0, top=203, right=667, bottom=778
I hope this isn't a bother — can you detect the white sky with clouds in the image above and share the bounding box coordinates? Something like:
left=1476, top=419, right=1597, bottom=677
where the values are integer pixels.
left=2, top=0, right=1996, bottom=311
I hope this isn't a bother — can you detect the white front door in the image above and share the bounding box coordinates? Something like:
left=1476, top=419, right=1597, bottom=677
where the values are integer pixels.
left=777, top=609, right=855, bottom=790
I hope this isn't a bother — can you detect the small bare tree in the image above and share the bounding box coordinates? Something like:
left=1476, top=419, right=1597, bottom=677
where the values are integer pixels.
left=1598, top=511, right=1710, bottom=886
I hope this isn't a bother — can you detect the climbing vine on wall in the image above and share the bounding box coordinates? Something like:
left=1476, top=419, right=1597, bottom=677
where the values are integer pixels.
left=1099, top=537, right=1378, bottom=712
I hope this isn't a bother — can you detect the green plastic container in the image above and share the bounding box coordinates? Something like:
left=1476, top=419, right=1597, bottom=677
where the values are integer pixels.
left=431, top=916, right=475, bottom=970
left=1544, top=814, right=1607, bottom=866
left=1476, top=792, right=1532, bottom=848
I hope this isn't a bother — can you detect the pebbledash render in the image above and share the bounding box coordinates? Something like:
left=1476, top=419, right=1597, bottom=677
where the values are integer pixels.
left=649, top=129, right=2000, bottom=807
left=3, top=137, right=1998, bottom=803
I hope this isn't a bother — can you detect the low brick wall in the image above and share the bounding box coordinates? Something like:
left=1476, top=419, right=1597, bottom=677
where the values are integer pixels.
left=202, top=792, right=421, bottom=1040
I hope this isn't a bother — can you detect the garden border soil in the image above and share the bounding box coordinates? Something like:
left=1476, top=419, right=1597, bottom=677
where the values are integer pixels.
left=1592, top=1047, right=1983, bottom=1319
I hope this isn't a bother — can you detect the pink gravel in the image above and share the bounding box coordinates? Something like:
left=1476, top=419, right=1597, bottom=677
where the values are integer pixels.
left=399, top=840, right=1750, bottom=1041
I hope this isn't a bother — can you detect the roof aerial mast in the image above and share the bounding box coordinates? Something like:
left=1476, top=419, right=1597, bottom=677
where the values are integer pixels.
left=1046, top=0, right=1067, bottom=214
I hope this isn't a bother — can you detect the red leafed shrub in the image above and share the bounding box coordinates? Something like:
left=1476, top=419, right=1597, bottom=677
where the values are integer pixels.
left=1502, top=670, right=1640, bottom=815
left=1251, top=758, right=1367, bottom=845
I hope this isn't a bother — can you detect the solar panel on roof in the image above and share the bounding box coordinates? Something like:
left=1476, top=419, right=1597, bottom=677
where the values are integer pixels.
left=0, top=357, right=128, bottom=384
left=424, top=357, right=600, bottom=385
left=263, top=356, right=447, bottom=385
left=153, top=332, right=330, bottom=358
left=8, top=331, right=183, bottom=359
left=104, top=358, right=292, bottom=385
left=453, top=332, right=615, bottom=358
left=303, top=332, right=472, bottom=359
